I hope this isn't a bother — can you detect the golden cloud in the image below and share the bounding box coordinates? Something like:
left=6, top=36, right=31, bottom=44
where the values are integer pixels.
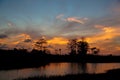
left=0, top=33, right=32, bottom=49
left=116, top=47, right=120, bottom=51
left=90, top=25, right=120, bottom=42
left=83, top=25, right=120, bottom=54
left=47, top=37, right=68, bottom=45
left=0, top=24, right=120, bottom=55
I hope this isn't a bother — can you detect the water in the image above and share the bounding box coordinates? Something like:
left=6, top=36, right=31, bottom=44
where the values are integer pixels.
left=0, top=63, right=120, bottom=80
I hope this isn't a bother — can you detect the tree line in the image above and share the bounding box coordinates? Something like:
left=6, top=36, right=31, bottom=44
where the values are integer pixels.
left=0, top=37, right=100, bottom=55
left=33, top=37, right=100, bottom=55
left=67, top=37, right=100, bottom=55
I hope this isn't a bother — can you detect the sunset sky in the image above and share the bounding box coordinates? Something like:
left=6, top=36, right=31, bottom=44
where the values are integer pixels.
left=0, top=0, right=120, bottom=55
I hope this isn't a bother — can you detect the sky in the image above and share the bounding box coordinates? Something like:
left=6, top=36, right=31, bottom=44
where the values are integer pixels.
left=0, top=0, right=120, bottom=55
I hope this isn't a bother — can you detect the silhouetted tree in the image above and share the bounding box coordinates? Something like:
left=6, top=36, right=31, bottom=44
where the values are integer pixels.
left=67, top=39, right=77, bottom=55
left=55, top=49, right=58, bottom=54
left=77, top=38, right=89, bottom=55
left=91, top=47, right=100, bottom=55
left=59, top=49, right=62, bottom=54
left=34, top=38, right=47, bottom=52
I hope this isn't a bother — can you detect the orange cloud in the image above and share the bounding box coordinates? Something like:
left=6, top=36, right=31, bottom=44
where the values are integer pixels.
left=89, top=25, right=120, bottom=42
left=102, top=27, right=115, bottom=33
left=12, top=41, right=20, bottom=45
left=0, top=33, right=32, bottom=49
left=116, top=47, right=120, bottom=50
left=83, top=25, right=120, bottom=54
left=0, top=24, right=119, bottom=55
left=0, top=39, right=6, bottom=43
left=47, top=37, right=68, bottom=45
left=5, top=33, right=31, bottom=46
left=15, top=33, right=31, bottom=40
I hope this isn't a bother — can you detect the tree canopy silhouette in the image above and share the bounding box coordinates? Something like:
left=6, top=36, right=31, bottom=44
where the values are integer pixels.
left=67, top=39, right=77, bottom=55
left=34, top=38, right=47, bottom=51
left=91, top=47, right=100, bottom=55
left=77, top=38, right=89, bottom=55
left=67, top=37, right=89, bottom=55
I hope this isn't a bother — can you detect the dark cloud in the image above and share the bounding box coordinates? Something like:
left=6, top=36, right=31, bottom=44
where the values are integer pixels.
left=93, top=15, right=120, bottom=26
left=0, top=20, right=24, bottom=35
left=24, top=26, right=43, bottom=39
left=0, top=34, right=7, bottom=38
left=4, top=27, right=23, bottom=35
left=24, top=39, right=32, bottom=42
left=0, top=19, right=44, bottom=39
left=0, top=43, right=7, bottom=49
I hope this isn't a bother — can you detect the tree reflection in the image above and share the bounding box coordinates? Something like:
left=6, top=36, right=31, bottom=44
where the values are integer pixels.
left=80, top=63, right=87, bottom=73
left=92, top=63, right=97, bottom=73
left=69, top=63, right=87, bottom=74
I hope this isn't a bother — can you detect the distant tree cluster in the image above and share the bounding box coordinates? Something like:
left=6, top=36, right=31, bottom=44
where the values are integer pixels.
left=0, top=36, right=99, bottom=56
left=91, top=47, right=100, bottom=55
left=34, top=38, right=47, bottom=51
left=33, top=38, right=50, bottom=54
left=67, top=39, right=77, bottom=55
left=67, top=37, right=99, bottom=55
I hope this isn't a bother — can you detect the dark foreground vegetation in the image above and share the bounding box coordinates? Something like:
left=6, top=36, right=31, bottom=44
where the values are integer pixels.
left=1, top=38, right=119, bottom=70
left=15, top=68, right=120, bottom=80
left=0, top=49, right=120, bottom=70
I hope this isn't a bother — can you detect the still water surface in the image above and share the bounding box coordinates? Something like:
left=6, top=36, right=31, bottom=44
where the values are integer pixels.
left=0, top=63, right=120, bottom=80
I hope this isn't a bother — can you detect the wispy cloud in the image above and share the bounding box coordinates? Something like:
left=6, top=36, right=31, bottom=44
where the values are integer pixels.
left=52, top=14, right=89, bottom=38
left=56, top=14, right=64, bottom=19
left=56, top=14, right=88, bottom=24
left=66, top=17, right=85, bottom=24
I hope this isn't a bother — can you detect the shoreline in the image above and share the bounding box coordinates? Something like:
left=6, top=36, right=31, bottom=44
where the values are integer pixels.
left=0, top=53, right=120, bottom=70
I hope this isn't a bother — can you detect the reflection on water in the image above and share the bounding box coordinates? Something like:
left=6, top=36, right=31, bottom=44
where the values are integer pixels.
left=0, top=63, right=120, bottom=80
